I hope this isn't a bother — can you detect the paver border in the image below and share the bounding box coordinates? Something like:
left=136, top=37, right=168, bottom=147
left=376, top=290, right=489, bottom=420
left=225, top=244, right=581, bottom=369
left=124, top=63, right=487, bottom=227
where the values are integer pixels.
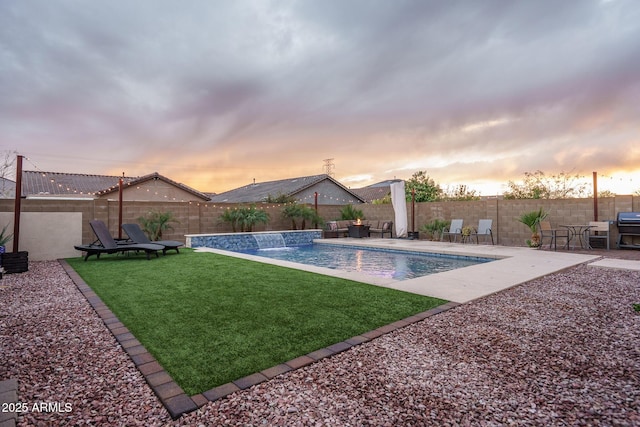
left=59, top=259, right=460, bottom=419
left=0, top=378, right=18, bottom=427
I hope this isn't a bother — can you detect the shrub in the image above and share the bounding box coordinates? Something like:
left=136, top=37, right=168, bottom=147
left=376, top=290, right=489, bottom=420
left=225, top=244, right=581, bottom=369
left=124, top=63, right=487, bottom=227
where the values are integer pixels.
left=220, top=205, right=269, bottom=232
left=282, top=203, right=323, bottom=230
left=340, top=205, right=364, bottom=220
left=419, top=219, right=450, bottom=240
left=138, top=211, right=178, bottom=240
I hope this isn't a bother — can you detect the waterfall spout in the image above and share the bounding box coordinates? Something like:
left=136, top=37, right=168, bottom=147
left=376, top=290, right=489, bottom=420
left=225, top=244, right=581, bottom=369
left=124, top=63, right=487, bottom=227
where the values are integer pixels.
left=253, top=233, right=286, bottom=249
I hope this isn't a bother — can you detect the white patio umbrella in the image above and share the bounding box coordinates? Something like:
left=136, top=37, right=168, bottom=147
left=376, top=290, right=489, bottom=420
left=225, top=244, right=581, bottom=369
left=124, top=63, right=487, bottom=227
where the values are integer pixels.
left=390, top=181, right=408, bottom=238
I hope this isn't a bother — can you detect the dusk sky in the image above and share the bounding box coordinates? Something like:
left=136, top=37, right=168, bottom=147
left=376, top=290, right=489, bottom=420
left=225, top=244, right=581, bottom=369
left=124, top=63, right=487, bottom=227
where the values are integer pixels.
left=2, top=0, right=639, bottom=195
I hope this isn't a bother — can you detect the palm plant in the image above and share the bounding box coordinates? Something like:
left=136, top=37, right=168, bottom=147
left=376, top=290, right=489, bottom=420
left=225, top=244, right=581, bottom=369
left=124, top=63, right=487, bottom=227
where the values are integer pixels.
left=298, top=205, right=323, bottom=230
left=219, top=208, right=242, bottom=232
left=239, top=205, right=269, bottom=232
left=340, top=205, right=364, bottom=221
left=282, top=204, right=303, bottom=230
left=419, top=219, right=450, bottom=241
left=0, top=223, right=12, bottom=250
left=138, top=211, right=177, bottom=241
left=517, top=208, right=548, bottom=247
left=220, top=205, right=269, bottom=232
left=282, top=203, right=322, bottom=230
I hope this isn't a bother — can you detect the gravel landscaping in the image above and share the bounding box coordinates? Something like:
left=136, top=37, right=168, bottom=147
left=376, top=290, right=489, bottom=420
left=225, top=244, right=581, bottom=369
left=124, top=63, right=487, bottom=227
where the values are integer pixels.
left=1, top=256, right=639, bottom=426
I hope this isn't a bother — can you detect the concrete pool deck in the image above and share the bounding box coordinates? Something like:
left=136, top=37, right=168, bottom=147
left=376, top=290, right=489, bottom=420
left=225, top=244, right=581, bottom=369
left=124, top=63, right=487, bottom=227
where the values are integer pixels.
left=195, top=238, right=605, bottom=304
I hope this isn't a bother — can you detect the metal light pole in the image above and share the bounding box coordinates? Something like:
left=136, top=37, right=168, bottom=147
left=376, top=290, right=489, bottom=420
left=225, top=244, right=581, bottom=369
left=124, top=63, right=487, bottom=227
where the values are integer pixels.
left=314, top=192, right=318, bottom=229
left=593, top=171, right=598, bottom=221
left=118, top=174, right=124, bottom=239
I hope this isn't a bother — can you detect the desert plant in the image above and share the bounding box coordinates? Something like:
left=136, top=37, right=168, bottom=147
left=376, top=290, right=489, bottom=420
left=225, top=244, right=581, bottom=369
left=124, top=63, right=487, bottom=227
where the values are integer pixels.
left=138, top=211, right=178, bottom=240
left=282, top=203, right=322, bottom=230
left=238, top=205, right=270, bottom=232
left=420, top=219, right=450, bottom=240
left=220, top=205, right=269, bottom=232
left=340, top=205, right=364, bottom=221
left=298, top=205, right=323, bottom=230
left=219, top=208, right=242, bottom=232
left=0, top=223, right=12, bottom=248
left=516, top=208, right=548, bottom=247
left=282, top=204, right=303, bottom=229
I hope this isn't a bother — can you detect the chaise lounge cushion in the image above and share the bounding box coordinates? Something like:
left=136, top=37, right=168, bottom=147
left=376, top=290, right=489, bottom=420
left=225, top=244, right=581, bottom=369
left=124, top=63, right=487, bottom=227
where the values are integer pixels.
left=121, top=223, right=183, bottom=255
left=325, top=220, right=393, bottom=238
left=368, top=221, right=393, bottom=237
left=74, top=220, right=164, bottom=261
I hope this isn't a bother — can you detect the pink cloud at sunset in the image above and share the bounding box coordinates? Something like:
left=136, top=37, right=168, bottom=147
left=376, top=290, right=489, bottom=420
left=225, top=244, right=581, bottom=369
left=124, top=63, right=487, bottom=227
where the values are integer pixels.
left=1, top=0, right=639, bottom=195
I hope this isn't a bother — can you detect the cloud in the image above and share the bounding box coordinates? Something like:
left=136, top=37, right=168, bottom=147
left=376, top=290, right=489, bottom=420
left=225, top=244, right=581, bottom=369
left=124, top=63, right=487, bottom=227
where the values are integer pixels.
left=1, top=0, right=639, bottom=193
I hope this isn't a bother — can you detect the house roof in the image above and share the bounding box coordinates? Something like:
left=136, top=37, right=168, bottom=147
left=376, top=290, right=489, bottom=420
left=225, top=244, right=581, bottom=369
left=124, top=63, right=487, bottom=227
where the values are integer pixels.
left=209, top=174, right=365, bottom=203
left=351, top=179, right=403, bottom=203
left=21, top=171, right=210, bottom=200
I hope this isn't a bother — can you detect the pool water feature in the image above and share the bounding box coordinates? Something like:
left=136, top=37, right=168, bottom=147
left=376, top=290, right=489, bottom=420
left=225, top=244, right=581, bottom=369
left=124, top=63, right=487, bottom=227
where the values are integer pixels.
left=252, top=233, right=286, bottom=249
left=186, top=230, right=322, bottom=252
left=235, top=244, right=491, bottom=281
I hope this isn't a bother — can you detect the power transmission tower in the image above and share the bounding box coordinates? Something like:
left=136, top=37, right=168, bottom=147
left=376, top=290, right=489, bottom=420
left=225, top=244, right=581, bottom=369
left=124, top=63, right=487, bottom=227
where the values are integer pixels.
left=323, top=158, right=335, bottom=177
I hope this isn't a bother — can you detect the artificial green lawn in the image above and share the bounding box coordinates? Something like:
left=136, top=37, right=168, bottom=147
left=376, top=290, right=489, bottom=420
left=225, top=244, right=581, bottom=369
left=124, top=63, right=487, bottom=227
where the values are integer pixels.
left=67, top=249, right=446, bottom=395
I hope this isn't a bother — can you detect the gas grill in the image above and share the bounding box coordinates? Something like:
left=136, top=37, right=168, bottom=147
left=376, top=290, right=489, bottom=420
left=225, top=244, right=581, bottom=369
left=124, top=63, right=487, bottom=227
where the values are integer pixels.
left=616, top=212, right=640, bottom=249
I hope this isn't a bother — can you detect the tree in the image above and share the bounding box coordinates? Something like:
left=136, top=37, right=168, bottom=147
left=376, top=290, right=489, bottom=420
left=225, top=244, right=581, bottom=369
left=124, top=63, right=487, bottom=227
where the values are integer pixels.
left=598, top=190, right=616, bottom=198
left=0, top=150, right=17, bottom=198
left=371, top=194, right=391, bottom=204
left=265, top=193, right=296, bottom=204
left=442, top=184, right=480, bottom=201
left=405, top=171, right=442, bottom=202
left=503, top=170, right=588, bottom=199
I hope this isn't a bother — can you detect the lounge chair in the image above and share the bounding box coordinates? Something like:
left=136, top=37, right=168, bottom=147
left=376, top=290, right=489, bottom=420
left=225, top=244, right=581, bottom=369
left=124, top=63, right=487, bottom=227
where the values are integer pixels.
left=538, top=220, right=569, bottom=250
left=121, top=223, right=183, bottom=254
left=470, top=219, right=494, bottom=245
left=441, top=219, right=463, bottom=242
left=74, top=220, right=164, bottom=261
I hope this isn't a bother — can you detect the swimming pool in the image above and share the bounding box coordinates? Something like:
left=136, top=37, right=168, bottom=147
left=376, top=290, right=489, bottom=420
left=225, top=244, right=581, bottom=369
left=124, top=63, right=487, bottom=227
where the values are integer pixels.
left=235, top=243, right=492, bottom=280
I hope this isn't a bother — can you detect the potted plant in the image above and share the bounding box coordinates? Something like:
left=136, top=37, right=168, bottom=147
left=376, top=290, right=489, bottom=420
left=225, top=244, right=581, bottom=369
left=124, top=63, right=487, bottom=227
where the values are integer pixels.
left=517, top=208, right=548, bottom=247
left=461, top=226, right=474, bottom=243
left=0, top=223, right=28, bottom=274
left=0, top=223, right=12, bottom=254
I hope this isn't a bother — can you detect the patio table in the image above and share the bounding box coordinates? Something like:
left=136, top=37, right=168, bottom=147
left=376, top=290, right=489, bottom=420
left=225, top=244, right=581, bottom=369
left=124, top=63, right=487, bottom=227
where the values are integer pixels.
left=559, top=224, right=594, bottom=249
left=348, top=224, right=370, bottom=238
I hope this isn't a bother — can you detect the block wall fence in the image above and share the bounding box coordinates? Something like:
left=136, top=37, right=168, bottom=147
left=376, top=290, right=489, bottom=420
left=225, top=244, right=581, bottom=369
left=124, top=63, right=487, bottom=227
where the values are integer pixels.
left=0, top=195, right=638, bottom=260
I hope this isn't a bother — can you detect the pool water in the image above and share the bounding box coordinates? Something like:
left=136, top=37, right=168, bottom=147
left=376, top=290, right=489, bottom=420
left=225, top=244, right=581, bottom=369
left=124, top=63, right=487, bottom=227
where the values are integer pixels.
left=236, top=244, right=491, bottom=280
